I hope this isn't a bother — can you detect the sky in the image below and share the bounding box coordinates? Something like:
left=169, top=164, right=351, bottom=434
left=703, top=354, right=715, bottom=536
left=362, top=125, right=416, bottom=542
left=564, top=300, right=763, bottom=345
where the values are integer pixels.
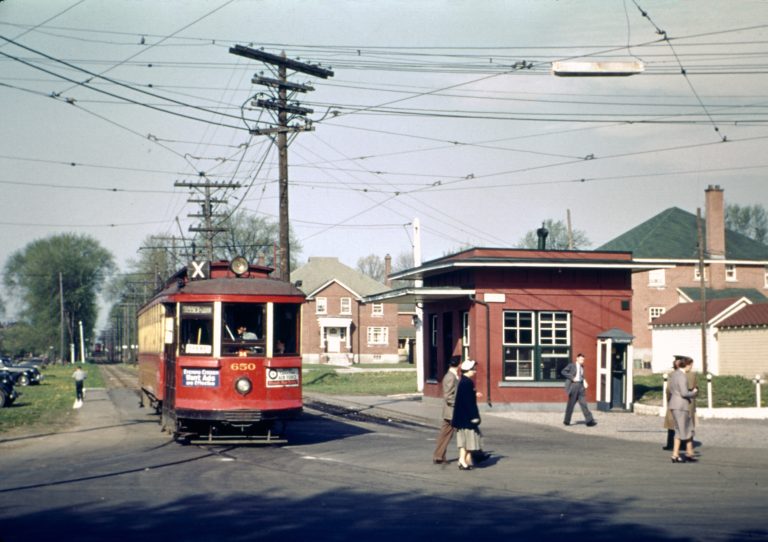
left=2, top=0, right=768, bottom=321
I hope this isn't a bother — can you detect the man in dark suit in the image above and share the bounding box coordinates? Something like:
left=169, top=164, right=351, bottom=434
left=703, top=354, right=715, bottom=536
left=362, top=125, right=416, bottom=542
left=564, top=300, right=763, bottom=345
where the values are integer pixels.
left=562, top=353, right=597, bottom=427
left=433, top=356, right=461, bottom=464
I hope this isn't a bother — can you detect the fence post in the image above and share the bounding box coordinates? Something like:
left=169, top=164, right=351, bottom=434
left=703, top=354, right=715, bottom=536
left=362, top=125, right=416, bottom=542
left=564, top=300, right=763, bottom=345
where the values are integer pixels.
left=707, top=373, right=713, bottom=410
left=754, top=374, right=763, bottom=408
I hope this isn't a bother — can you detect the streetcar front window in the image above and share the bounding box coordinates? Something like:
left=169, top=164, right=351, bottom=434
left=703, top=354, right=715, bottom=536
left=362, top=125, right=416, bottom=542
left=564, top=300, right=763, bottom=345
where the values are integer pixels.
left=222, top=303, right=265, bottom=356
left=273, top=303, right=300, bottom=356
left=179, top=304, right=213, bottom=355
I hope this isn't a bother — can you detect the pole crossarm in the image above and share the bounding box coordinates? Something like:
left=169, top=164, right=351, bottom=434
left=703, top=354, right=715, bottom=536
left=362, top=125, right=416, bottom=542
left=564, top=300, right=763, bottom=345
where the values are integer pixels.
left=229, top=44, right=334, bottom=78
left=252, top=75, right=314, bottom=92
left=249, top=125, right=314, bottom=136
left=254, top=98, right=314, bottom=116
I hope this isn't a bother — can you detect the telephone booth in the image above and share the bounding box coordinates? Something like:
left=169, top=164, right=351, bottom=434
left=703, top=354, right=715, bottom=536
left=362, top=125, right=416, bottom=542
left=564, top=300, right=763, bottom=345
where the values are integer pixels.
left=596, top=328, right=634, bottom=411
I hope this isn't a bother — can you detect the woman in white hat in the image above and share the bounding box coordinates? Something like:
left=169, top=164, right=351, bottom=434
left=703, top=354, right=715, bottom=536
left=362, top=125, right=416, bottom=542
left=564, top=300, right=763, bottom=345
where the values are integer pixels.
left=451, top=359, right=482, bottom=470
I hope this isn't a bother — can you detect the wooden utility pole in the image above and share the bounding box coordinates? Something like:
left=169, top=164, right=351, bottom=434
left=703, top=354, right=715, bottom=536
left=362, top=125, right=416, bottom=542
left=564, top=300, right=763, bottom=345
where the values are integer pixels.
left=175, top=180, right=240, bottom=261
left=229, top=45, right=334, bottom=281
left=696, top=208, right=708, bottom=374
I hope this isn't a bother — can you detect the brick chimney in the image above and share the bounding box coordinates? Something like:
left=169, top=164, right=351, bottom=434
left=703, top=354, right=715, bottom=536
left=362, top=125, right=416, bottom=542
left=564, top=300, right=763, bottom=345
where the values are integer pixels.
left=705, top=185, right=725, bottom=259
left=384, top=254, right=392, bottom=287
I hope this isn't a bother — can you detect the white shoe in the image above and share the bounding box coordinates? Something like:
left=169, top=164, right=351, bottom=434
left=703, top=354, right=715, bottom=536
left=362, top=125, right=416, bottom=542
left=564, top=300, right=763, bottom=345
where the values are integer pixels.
left=73, top=399, right=83, bottom=409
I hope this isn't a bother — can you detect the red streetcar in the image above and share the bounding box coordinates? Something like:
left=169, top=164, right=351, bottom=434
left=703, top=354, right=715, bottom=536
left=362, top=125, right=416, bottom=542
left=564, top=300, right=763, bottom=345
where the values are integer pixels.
left=137, top=258, right=304, bottom=443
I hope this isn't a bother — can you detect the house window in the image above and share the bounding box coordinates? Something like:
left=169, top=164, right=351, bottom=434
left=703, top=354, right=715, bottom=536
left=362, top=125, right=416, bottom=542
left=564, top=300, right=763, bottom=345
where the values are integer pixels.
left=315, top=297, right=327, bottom=314
left=503, top=310, right=571, bottom=382
left=648, top=269, right=665, bottom=287
left=725, top=264, right=737, bottom=282
left=693, top=266, right=709, bottom=281
left=367, top=326, right=389, bottom=345
left=371, top=303, right=384, bottom=317
left=340, top=297, right=352, bottom=314
left=649, top=306, right=666, bottom=322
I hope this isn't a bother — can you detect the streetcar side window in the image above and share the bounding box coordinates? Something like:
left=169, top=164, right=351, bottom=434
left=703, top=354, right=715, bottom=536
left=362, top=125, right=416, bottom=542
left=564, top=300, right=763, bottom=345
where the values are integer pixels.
left=221, top=303, right=266, bottom=356
left=179, top=304, right=213, bottom=356
left=273, top=303, right=300, bottom=356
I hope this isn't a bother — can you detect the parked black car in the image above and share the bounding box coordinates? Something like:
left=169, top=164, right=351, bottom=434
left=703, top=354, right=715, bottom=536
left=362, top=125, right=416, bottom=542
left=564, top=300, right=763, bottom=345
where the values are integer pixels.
left=0, top=370, right=20, bottom=407
left=0, top=358, right=41, bottom=386
left=15, top=357, right=48, bottom=370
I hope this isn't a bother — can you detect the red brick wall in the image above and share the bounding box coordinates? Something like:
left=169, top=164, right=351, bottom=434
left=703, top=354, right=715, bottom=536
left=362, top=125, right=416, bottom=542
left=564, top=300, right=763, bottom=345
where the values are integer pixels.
left=300, top=281, right=399, bottom=363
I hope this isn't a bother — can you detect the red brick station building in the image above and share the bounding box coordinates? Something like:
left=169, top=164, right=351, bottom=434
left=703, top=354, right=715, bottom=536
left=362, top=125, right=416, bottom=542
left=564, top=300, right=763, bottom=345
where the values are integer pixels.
left=367, top=248, right=657, bottom=411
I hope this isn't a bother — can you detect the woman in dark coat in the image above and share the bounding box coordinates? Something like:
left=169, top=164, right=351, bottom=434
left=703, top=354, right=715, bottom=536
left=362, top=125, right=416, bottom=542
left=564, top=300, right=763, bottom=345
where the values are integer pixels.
left=451, top=359, right=482, bottom=470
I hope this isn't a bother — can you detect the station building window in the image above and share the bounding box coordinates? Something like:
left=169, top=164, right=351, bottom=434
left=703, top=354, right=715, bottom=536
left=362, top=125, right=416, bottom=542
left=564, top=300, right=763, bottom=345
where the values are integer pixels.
left=503, top=310, right=571, bottom=382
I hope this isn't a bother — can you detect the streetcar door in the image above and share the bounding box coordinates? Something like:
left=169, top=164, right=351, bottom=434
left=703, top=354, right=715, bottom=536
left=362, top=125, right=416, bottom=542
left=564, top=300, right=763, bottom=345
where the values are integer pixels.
left=162, top=305, right=177, bottom=429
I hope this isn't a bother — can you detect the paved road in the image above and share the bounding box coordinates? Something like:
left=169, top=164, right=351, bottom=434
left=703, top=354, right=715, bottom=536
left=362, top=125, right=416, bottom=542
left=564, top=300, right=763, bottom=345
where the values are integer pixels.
left=1, top=386, right=767, bottom=542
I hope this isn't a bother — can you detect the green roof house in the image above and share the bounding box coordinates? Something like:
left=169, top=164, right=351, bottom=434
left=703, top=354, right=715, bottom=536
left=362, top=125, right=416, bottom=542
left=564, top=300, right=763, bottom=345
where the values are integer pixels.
left=599, top=185, right=768, bottom=363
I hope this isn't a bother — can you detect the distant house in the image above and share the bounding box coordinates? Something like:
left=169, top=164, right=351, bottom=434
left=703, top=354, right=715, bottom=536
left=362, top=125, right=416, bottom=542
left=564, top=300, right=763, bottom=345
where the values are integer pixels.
left=716, top=303, right=768, bottom=378
left=650, top=297, right=752, bottom=374
left=600, top=185, right=768, bottom=363
left=290, top=257, right=399, bottom=364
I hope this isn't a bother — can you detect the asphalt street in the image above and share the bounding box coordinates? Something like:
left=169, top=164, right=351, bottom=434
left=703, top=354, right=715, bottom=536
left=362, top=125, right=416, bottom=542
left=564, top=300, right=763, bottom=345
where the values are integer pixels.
left=0, top=387, right=766, bottom=542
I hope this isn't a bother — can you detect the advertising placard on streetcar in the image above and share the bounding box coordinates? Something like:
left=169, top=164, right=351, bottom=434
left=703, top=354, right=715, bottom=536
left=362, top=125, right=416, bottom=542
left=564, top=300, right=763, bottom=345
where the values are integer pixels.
left=182, top=368, right=220, bottom=387
left=266, top=367, right=299, bottom=388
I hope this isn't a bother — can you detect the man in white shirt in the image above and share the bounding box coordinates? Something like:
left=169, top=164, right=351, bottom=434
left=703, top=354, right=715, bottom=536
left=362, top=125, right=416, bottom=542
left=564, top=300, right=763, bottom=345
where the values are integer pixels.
left=561, top=353, right=596, bottom=427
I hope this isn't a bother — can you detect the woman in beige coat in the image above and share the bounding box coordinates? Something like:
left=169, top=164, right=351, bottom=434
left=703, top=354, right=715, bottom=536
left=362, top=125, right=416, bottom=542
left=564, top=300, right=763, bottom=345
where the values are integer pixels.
left=663, top=356, right=698, bottom=450
left=668, top=356, right=699, bottom=463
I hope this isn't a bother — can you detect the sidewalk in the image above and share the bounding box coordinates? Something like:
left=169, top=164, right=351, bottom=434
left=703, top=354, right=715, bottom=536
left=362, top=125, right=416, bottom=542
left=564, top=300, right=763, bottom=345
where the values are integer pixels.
left=304, top=392, right=768, bottom=450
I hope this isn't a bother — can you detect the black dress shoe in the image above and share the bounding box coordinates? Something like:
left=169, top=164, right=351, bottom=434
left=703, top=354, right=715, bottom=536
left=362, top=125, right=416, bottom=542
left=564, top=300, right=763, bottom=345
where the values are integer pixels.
left=433, top=459, right=447, bottom=464
left=563, top=421, right=570, bottom=426
left=586, top=420, right=597, bottom=427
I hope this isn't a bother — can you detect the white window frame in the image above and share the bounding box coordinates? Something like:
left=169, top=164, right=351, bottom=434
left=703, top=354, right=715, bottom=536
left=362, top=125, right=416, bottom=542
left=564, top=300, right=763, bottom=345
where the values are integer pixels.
left=648, top=269, right=666, bottom=287
left=371, top=303, right=384, bottom=317
left=340, top=297, right=352, bottom=315
left=462, top=311, right=470, bottom=360
left=725, top=264, right=737, bottom=282
left=367, top=326, right=389, bottom=345
left=649, top=306, right=666, bottom=322
left=502, top=310, right=535, bottom=381
left=315, top=297, right=327, bottom=315
left=693, top=266, right=709, bottom=281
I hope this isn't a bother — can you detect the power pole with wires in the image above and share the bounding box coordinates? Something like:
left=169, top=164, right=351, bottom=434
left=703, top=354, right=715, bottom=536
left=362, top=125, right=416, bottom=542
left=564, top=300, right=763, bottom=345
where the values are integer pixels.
left=175, top=179, right=241, bottom=261
left=229, top=44, right=334, bottom=281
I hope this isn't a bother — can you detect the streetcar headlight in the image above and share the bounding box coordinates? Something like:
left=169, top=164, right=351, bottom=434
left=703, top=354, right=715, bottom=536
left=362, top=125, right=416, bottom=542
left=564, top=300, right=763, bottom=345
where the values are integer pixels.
left=235, top=377, right=252, bottom=396
left=230, top=256, right=249, bottom=276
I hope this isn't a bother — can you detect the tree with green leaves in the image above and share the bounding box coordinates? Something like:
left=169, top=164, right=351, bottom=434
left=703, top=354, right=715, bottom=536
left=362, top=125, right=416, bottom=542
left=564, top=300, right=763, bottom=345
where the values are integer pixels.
left=214, top=209, right=302, bottom=271
left=517, top=219, right=591, bottom=250
left=725, top=203, right=767, bottom=245
left=3, top=233, right=115, bottom=360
